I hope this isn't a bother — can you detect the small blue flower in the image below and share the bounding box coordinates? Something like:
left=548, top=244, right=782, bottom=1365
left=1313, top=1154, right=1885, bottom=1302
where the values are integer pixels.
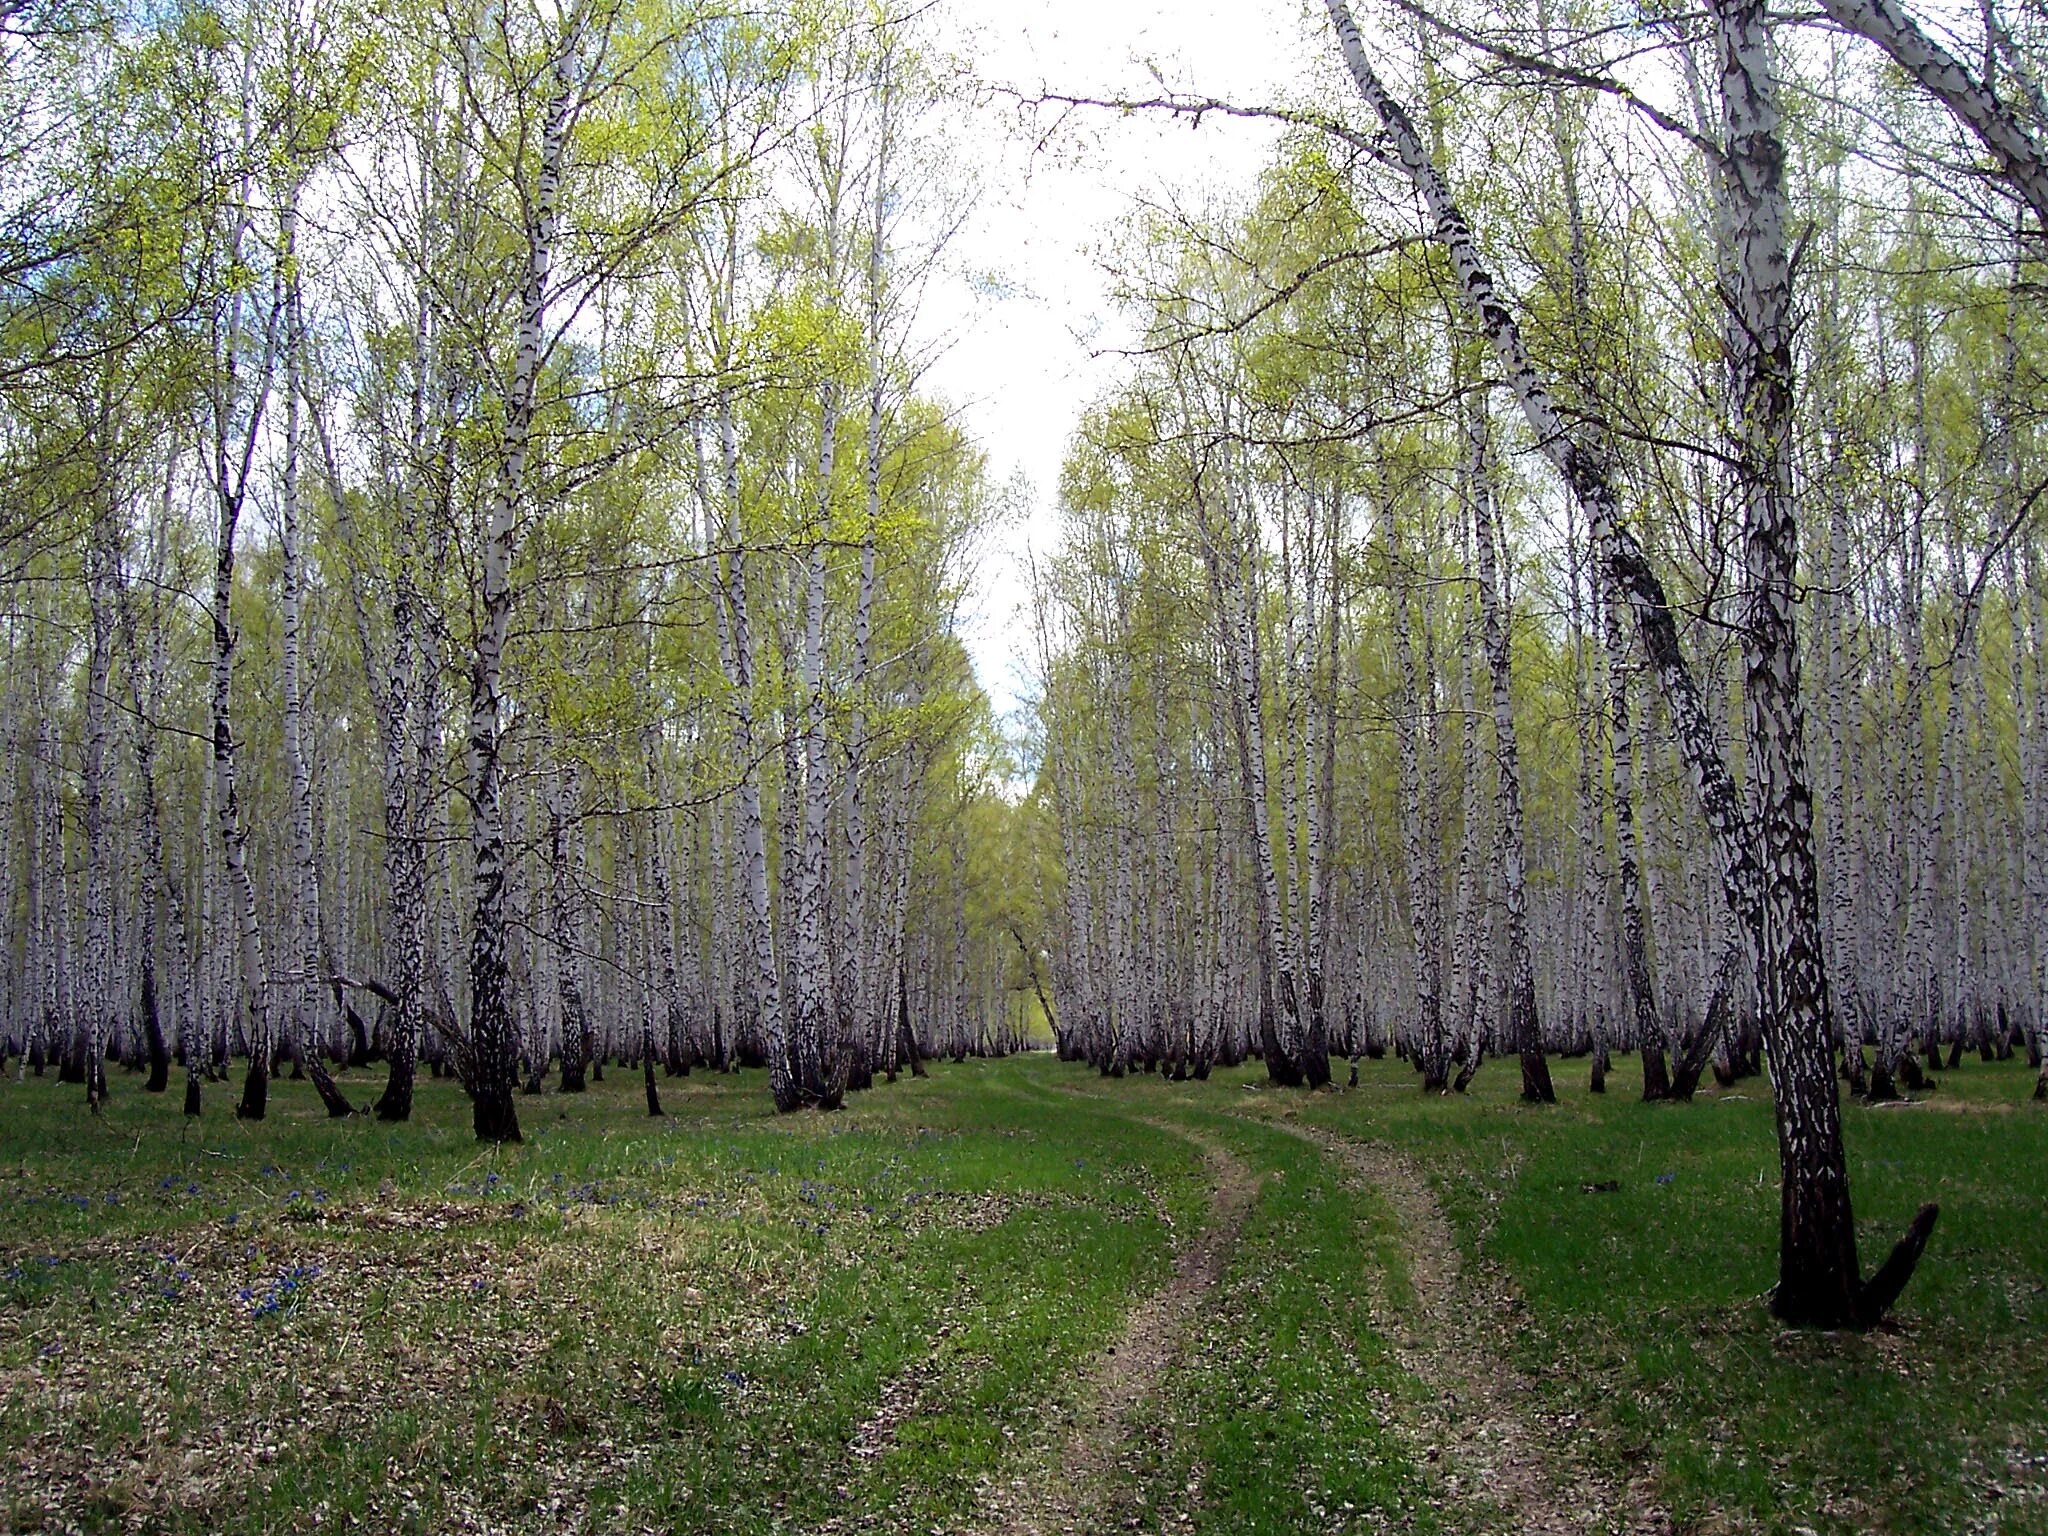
left=1655, top=1172, right=1676, bottom=1186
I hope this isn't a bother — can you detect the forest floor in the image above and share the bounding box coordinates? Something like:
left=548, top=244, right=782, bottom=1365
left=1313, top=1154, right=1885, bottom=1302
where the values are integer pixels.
left=1, top=1052, right=2045, bottom=1536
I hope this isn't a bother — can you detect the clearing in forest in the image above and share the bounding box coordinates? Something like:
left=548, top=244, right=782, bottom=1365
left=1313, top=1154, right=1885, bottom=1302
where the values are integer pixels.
left=2, top=1054, right=2045, bottom=1535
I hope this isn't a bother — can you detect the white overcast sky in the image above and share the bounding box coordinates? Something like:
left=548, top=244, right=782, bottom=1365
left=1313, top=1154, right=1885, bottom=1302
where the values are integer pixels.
left=917, top=0, right=1329, bottom=726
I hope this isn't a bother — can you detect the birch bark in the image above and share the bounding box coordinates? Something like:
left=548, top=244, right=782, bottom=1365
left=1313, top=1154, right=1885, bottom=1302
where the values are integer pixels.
left=1195, top=449, right=1314, bottom=1085
left=81, top=457, right=115, bottom=1111
left=1469, top=395, right=1555, bottom=1102
left=205, top=124, right=280, bottom=1119
left=465, top=19, right=580, bottom=1142
left=1717, top=0, right=1936, bottom=1324
left=1321, top=0, right=1933, bottom=1322
left=116, top=478, right=189, bottom=1104
left=1816, top=0, right=2048, bottom=228
left=276, top=201, right=351, bottom=1117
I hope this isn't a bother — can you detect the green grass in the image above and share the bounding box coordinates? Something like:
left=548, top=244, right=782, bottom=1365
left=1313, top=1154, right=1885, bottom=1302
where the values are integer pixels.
left=0, top=1063, right=1206, bottom=1534
left=1, top=1051, right=2043, bottom=1534
left=1298, top=1053, right=2048, bottom=1535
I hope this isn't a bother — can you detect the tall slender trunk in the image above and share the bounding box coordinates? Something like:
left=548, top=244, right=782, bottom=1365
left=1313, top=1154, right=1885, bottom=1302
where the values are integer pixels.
left=24, top=685, right=53, bottom=1080
left=548, top=751, right=591, bottom=1091
left=1469, top=393, right=1554, bottom=1103
left=792, top=387, right=846, bottom=1109
left=1602, top=557, right=1664, bottom=1096
left=81, top=468, right=116, bottom=1112
left=1380, top=457, right=1449, bottom=1089
left=717, top=383, right=797, bottom=1109
left=116, top=471, right=187, bottom=1101
left=1717, top=0, right=1937, bottom=1324
left=466, top=28, right=578, bottom=1143
left=1106, top=577, right=1142, bottom=1074
left=277, top=209, right=350, bottom=1118
left=2023, top=532, right=2048, bottom=1098
left=687, top=414, right=739, bottom=1073
left=882, top=750, right=920, bottom=1077
left=1195, top=449, right=1310, bottom=1085
left=214, top=450, right=274, bottom=1123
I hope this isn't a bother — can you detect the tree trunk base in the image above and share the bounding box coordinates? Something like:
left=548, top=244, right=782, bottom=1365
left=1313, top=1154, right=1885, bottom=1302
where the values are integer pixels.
left=375, top=1078, right=414, bottom=1122
left=643, top=1053, right=664, bottom=1117
left=235, top=1061, right=269, bottom=1121
left=143, top=1016, right=171, bottom=1094
left=306, top=1053, right=354, bottom=1118
left=1771, top=1203, right=1940, bottom=1329
left=472, top=1093, right=522, bottom=1143
left=1641, top=1047, right=1672, bottom=1101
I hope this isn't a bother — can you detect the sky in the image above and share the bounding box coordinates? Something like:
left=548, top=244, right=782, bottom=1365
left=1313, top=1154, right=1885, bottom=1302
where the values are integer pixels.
left=914, top=0, right=1327, bottom=729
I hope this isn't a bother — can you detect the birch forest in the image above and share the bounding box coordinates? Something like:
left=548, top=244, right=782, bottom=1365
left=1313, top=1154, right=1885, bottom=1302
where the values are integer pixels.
left=0, top=0, right=1041, bottom=1134
left=5, top=0, right=2048, bottom=1527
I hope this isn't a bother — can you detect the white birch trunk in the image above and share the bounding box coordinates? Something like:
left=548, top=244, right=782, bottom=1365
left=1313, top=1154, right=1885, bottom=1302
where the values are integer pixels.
left=1194, top=449, right=1315, bottom=1085
left=1469, top=396, right=1555, bottom=1103
left=81, top=473, right=115, bottom=1110
left=465, top=24, right=579, bottom=1142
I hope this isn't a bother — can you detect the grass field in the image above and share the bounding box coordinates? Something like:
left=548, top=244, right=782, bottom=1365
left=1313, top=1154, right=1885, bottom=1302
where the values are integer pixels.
left=1, top=1053, right=2043, bottom=1535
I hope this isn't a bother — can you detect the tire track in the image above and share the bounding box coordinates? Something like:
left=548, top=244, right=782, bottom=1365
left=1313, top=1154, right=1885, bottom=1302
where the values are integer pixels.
left=958, top=1120, right=1260, bottom=1536
left=1271, top=1115, right=1667, bottom=1536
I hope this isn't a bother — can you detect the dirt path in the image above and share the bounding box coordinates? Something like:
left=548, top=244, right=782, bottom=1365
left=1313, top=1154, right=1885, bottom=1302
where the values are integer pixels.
left=1273, top=1116, right=1666, bottom=1536
left=955, top=1122, right=1261, bottom=1536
